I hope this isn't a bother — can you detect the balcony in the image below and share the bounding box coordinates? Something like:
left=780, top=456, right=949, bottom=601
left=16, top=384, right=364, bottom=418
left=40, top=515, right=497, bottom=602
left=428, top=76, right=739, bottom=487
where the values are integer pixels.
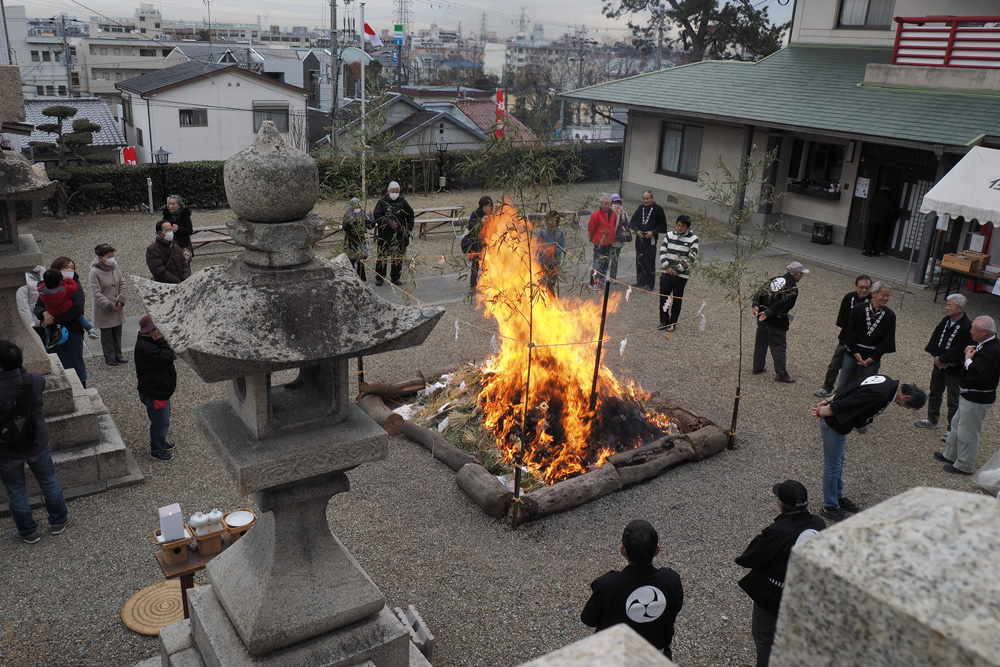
left=892, top=16, right=1000, bottom=69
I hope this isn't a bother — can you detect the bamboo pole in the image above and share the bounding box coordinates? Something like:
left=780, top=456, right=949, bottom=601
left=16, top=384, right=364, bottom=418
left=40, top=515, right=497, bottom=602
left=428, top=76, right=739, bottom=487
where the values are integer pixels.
left=512, top=215, right=535, bottom=531
left=589, top=279, right=612, bottom=412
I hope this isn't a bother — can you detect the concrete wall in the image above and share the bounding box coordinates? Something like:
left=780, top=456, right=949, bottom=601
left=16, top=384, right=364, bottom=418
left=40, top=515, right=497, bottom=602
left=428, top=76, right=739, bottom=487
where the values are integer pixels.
left=791, top=0, right=999, bottom=47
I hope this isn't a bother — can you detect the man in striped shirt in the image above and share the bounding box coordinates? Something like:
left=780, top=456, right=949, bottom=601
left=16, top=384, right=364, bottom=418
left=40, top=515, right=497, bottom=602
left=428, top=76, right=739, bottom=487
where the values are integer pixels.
left=657, top=215, right=698, bottom=332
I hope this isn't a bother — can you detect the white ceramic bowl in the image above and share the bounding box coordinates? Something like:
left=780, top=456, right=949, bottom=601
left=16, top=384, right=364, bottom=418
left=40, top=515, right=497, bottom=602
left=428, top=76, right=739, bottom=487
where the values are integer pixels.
left=225, top=510, right=255, bottom=527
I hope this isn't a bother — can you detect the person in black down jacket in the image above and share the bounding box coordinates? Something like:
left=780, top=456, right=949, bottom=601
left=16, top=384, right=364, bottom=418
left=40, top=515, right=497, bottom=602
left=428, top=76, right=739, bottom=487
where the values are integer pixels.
left=752, top=261, right=808, bottom=384
left=146, top=220, right=190, bottom=284
left=369, top=181, right=414, bottom=287
left=160, top=195, right=195, bottom=266
left=0, top=340, right=70, bottom=543
left=736, top=480, right=825, bottom=667
left=134, top=314, right=178, bottom=462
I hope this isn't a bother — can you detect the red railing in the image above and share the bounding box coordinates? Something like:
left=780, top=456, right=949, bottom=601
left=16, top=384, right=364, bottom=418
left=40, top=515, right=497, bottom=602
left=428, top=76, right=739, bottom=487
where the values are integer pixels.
left=892, top=16, right=1000, bottom=69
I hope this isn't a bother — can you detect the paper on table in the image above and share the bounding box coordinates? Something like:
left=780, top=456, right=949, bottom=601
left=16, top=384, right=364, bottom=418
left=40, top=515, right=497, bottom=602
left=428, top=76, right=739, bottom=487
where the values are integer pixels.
left=969, top=235, right=985, bottom=253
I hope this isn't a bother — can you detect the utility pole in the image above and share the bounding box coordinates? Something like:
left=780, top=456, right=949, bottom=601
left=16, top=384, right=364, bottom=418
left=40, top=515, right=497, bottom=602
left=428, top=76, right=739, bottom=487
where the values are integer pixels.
left=329, top=0, right=338, bottom=150
left=60, top=15, right=73, bottom=96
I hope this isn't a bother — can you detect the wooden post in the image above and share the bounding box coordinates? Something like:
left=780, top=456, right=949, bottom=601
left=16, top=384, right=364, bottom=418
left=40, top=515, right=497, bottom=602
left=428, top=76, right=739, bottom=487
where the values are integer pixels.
left=589, top=279, right=611, bottom=412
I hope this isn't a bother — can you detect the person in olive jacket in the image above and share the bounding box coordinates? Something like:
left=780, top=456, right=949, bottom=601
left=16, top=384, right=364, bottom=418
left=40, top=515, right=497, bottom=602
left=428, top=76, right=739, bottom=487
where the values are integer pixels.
left=134, top=314, right=178, bottom=462
left=736, top=481, right=825, bottom=667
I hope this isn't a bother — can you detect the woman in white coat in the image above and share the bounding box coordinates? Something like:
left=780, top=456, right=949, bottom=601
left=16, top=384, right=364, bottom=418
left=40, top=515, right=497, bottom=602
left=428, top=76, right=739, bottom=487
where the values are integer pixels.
left=89, top=244, right=127, bottom=366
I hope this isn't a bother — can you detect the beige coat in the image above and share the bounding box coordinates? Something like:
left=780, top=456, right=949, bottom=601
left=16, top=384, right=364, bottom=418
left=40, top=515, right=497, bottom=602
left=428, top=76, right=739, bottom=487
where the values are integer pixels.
left=89, top=257, right=126, bottom=329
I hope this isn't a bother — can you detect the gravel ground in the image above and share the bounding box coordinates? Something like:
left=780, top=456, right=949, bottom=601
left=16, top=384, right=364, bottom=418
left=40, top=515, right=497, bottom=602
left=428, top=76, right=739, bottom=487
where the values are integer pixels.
left=4, top=184, right=1000, bottom=667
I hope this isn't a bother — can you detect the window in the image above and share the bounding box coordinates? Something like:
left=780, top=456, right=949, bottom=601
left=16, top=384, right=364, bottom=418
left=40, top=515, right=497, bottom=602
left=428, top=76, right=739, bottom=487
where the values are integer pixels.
left=839, top=0, right=895, bottom=28
left=136, top=128, right=143, bottom=147
left=161, top=49, right=171, bottom=57
left=253, top=104, right=289, bottom=132
left=657, top=121, right=703, bottom=180
left=140, top=28, right=146, bottom=34
left=71, top=72, right=80, bottom=86
left=45, top=85, right=55, bottom=95
left=103, top=72, right=110, bottom=80
left=179, top=108, right=208, bottom=127
left=155, top=23, right=161, bottom=28
left=100, top=48, right=107, bottom=55
left=122, top=96, right=133, bottom=124
left=140, top=49, right=156, bottom=57
left=58, top=85, right=66, bottom=95
left=42, top=51, right=51, bottom=62
left=113, top=48, right=120, bottom=56
left=139, top=15, right=145, bottom=21
left=69, top=47, right=76, bottom=57
left=786, top=139, right=845, bottom=185
left=115, top=72, right=123, bottom=81
left=35, top=85, right=44, bottom=95
left=31, top=51, right=39, bottom=61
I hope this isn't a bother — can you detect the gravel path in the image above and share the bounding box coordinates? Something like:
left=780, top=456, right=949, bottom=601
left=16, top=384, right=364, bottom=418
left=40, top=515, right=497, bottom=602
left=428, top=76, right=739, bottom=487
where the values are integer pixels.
left=5, top=188, right=1000, bottom=666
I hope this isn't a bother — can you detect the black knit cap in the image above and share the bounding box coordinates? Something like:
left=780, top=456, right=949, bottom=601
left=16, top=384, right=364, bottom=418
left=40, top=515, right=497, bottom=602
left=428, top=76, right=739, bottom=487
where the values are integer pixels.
left=773, top=480, right=808, bottom=509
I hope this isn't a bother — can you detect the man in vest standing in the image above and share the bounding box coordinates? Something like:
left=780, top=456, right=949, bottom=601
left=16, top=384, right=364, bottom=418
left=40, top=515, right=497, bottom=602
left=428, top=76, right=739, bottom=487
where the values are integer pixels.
left=937, top=316, right=1000, bottom=475
left=630, top=191, right=667, bottom=290
left=915, top=294, right=973, bottom=435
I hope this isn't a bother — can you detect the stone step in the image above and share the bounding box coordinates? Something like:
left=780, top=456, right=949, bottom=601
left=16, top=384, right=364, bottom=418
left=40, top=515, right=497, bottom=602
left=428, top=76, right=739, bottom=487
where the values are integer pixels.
left=39, top=357, right=75, bottom=416
left=46, top=390, right=102, bottom=450
left=0, top=413, right=143, bottom=513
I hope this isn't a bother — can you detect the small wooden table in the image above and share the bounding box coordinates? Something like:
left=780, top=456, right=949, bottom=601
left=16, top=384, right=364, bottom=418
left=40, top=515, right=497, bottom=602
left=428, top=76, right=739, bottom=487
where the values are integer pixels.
left=154, top=533, right=233, bottom=619
left=414, top=206, right=464, bottom=239
left=935, top=266, right=997, bottom=302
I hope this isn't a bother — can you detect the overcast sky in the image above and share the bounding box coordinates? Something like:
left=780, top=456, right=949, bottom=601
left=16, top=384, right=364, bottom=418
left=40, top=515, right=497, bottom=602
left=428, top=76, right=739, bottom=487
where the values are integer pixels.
left=15, top=0, right=793, bottom=43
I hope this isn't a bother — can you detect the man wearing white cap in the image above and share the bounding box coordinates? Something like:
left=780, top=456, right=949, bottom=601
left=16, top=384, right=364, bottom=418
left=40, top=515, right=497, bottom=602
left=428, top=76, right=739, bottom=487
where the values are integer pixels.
left=752, top=261, right=808, bottom=383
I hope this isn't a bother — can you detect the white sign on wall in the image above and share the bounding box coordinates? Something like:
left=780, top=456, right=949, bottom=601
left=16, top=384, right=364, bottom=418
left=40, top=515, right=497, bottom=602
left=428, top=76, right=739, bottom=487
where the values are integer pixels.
left=854, top=177, right=870, bottom=199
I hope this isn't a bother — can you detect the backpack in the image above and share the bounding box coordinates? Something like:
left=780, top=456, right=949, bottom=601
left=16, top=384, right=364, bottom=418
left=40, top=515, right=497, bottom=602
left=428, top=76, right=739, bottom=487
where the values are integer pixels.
left=0, top=373, right=35, bottom=453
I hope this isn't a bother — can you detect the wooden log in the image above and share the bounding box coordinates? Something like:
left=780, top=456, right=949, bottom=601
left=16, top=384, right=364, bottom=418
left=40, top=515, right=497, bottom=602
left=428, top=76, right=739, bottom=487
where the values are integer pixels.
left=359, top=364, right=462, bottom=399
left=455, top=463, right=513, bottom=518
left=400, top=421, right=477, bottom=472
left=515, top=463, right=622, bottom=523
left=356, top=394, right=404, bottom=435
left=609, top=435, right=696, bottom=487
left=686, top=424, right=729, bottom=461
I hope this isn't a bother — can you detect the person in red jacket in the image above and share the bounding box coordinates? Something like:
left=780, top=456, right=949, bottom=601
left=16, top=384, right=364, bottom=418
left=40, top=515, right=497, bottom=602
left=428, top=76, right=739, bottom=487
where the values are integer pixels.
left=587, top=195, right=616, bottom=291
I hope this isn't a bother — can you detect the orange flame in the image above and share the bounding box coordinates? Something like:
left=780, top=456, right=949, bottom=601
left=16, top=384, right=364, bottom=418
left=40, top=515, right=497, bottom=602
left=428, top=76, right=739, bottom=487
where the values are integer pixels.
left=475, top=203, right=669, bottom=484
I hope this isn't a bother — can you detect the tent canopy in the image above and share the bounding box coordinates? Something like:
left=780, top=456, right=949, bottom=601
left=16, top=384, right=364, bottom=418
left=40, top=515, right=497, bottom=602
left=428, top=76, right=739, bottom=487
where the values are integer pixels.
left=920, top=146, right=1000, bottom=226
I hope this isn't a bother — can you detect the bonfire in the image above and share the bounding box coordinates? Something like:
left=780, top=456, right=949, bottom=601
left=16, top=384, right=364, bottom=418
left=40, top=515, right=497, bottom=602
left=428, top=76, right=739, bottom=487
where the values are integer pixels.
left=412, top=203, right=673, bottom=487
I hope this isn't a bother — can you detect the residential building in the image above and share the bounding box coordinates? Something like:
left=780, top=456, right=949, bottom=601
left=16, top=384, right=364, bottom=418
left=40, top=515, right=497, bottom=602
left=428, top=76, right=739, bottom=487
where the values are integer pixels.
left=87, top=3, right=261, bottom=42
left=115, top=60, right=310, bottom=163
left=561, top=0, right=1000, bottom=282
left=6, top=5, right=77, bottom=97
left=7, top=96, right=125, bottom=165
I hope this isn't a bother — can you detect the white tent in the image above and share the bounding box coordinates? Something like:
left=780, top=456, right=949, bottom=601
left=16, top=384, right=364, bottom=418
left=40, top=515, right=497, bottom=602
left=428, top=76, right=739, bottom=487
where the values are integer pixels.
left=920, top=146, right=1000, bottom=226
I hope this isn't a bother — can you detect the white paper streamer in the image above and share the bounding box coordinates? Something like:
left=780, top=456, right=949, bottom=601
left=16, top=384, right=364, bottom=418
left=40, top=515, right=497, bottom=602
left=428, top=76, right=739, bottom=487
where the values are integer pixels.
left=619, top=338, right=627, bottom=356
left=491, top=334, right=500, bottom=355
left=625, top=286, right=632, bottom=302
left=409, top=258, right=416, bottom=270
left=697, top=300, right=707, bottom=315
left=663, top=296, right=672, bottom=312
left=699, top=314, right=707, bottom=331
left=437, top=255, right=446, bottom=264
left=454, top=321, right=459, bottom=341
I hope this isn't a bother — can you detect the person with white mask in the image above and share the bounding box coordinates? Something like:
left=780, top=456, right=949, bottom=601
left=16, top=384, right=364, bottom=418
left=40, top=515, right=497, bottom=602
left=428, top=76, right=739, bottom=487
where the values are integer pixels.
left=145, top=220, right=190, bottom=284
left=369, top=181, right=414, bottom=286
left=89, top=243, right=128, bottom=366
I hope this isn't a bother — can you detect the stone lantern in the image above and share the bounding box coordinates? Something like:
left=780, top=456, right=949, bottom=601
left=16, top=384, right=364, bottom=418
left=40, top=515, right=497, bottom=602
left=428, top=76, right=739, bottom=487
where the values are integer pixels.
left=138, top=122, right=441, bottom=665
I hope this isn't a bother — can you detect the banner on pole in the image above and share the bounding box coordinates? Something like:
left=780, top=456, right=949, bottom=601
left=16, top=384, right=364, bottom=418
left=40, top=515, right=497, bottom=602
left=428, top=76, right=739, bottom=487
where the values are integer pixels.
left=122, top=147, right=137, bottom=165
left=495, top=89, right=505, bottom=140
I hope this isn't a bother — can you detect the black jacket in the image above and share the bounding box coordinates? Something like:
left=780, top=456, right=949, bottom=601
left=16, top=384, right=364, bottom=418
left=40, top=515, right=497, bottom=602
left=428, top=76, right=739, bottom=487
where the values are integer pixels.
left=370, top=195, right=415, bottom=244
left=146, top=236, right=190, bottom=284
left=0, top=367, right=48, bottom=460
left=959, top=337, right=1000, bottom=404
left=752, top=272, right=800, bottom=332
left=736, top=509, right=826, bottom=615
left=840, top=303, right=896, bottom=362
left=134, top=335, right=177, bottom=400
left=630, top=202, right=668, bottom=239
left=925, top=315, right=974, bottom=376
left=835, top=291, right=871, bottom=330
left=466, top=206, right=489, bottom=252
left=824, top=375, right=900, bottom=434
left=34, top=275, right=85, bottom=334
left=581, top=564, right=683, bottom=658
left=160, top=205, right=194, bottom=248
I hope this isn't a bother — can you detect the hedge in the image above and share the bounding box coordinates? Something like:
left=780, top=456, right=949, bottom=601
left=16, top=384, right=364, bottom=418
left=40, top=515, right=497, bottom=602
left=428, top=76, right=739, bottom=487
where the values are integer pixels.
left=35, top=142, right=623, bottom=215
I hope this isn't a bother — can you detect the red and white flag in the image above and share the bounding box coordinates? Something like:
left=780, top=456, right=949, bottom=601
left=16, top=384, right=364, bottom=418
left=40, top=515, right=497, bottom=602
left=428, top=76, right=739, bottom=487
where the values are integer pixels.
left=364, top=23, right=383, bottom=48
left=495, top=89, right=505, bottom=140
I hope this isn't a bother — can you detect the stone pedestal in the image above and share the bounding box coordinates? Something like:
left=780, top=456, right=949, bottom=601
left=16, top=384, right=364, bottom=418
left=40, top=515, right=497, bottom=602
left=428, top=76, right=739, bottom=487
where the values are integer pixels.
left=772, top=487, right=1000, bottom=667
left=0, top=234, right=52, bottom=374
left=518, top=625, right=675, bottom=666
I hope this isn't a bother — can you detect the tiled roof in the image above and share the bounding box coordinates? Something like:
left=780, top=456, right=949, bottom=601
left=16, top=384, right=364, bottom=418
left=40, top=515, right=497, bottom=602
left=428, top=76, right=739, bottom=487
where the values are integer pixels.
left=560, top=45, right=1000, bottom=148
left=116, top=60, right=231, bottom=94
left=20, top=97, right=125, bottom=147
left=454, top=99, right=536, bottom=143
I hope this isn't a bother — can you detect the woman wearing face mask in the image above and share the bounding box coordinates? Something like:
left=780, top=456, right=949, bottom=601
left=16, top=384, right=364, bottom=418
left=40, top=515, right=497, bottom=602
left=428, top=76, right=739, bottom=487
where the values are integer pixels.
left=342, top=197, right=368, bottom=281
left=33, top=256, right=88, bottom=387
left=89, top=244, right=128, bottom=366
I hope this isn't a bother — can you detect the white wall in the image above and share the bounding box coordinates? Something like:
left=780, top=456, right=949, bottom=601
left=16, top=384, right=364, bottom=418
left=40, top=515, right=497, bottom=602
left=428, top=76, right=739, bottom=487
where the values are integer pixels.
left=777, top=132, right=861, bottom=227
left=792, top=0, right=1000, bottom=47
left=123, top=70, right=308, bottom=162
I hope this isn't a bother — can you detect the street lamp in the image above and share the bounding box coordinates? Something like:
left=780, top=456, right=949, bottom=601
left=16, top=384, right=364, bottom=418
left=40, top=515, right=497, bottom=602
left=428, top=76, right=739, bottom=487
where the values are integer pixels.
left=151, top=147, right=171, bottom=208
left=435, top=141, right=449, bottom=192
